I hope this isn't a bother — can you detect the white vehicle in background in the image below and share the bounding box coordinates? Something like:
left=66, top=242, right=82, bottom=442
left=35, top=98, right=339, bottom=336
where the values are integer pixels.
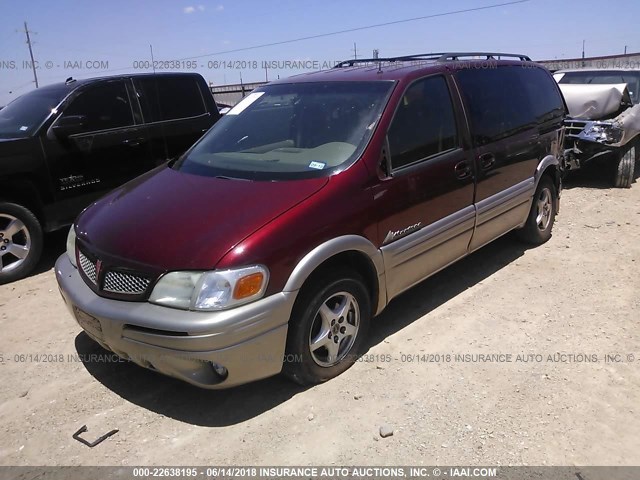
left=555, top=69, right=640, bottom=187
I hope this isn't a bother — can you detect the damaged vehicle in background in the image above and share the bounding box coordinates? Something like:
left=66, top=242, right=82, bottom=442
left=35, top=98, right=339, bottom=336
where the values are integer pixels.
left=554, top=69, right=640, bottom=187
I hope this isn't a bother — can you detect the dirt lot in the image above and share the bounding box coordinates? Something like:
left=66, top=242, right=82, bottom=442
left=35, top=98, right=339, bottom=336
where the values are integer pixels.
left=0, top=171, right=639, bottom=467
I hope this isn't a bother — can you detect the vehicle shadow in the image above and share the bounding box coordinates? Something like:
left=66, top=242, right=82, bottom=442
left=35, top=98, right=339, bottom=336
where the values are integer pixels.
left=31, top=229, right=67, bottom=277
left=76, top=234, right=530, bottom=427
left=562, top=160, right=639, bottom=190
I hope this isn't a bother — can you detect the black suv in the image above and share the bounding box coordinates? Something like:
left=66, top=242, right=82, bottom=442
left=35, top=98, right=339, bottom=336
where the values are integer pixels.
left=0, top=73, right=221, bottom=283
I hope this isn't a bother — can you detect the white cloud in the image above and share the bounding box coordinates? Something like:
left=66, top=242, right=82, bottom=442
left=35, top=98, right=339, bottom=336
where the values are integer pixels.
left=184, top=5, right=205, bottom=13
left=215, top=4, right=224, bottom=11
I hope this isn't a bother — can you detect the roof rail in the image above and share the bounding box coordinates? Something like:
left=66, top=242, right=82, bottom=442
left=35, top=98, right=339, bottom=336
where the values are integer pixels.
left=334, top=52, right=531, bottom=68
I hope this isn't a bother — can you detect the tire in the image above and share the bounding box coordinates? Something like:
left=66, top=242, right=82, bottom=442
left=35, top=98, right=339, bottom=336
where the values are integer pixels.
left=516, top=176, right=557, bottom=245
left=283, top=269, right=371, bottom=386
left=0, top=202, right=43, bottom=284
left=613, top=145, right=636, bottom=188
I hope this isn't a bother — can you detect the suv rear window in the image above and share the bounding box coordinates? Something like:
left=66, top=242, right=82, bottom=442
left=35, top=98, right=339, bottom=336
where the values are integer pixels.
left=135, top=76, right=206, bottom=122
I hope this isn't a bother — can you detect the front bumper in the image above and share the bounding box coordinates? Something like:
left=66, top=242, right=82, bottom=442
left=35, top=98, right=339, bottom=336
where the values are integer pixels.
left=55, top=254, right=295, bottom=389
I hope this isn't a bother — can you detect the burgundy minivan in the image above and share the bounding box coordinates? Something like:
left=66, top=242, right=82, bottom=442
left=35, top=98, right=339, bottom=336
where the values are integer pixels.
left=57, top=53, right=566, bottom=389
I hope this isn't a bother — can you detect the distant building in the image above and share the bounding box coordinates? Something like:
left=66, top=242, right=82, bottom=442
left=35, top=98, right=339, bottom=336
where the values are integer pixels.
left=537, top=51, right=640, bottom=72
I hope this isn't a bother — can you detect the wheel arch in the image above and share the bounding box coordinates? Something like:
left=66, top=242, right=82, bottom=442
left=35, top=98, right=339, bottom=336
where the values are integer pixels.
left=283, top=235, right=387, bottom=316
left=535, top=155, right=561, bottom=195
left=0, top=175, right=45, bottom=224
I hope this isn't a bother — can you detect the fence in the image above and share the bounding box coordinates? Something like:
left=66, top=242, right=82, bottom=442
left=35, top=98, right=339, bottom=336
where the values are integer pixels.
left=210, top=81, right=268, bottom=107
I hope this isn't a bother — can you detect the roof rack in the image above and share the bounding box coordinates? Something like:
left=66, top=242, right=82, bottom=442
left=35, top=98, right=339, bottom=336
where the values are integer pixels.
left=334, top=52, right=531, bottom=68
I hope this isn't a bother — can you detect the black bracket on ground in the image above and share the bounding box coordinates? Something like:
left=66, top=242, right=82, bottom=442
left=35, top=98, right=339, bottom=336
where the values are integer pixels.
left=72, top=425, right=119, bottom=447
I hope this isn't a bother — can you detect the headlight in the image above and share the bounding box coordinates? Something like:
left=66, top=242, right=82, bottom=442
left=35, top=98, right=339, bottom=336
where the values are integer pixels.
left=583, top=123, right=623, bottom=144
left=149, top=265, right=269, bottom=311
left=66, top=226, right=77, bottom=268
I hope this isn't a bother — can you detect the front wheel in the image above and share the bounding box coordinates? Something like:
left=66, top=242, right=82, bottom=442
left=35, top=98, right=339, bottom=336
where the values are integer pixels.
left=283, top=270, right=371, bottom=386
left=0, top=202, right=43, bottom=284
left=613, top=145, right=636, bottom=188
left=516, top=176, right=557, bottom=245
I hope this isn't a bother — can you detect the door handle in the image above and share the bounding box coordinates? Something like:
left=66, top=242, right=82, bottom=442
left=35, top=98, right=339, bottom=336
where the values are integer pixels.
left=454, top=161, right=472, bottom=180
left=479, top=153, right=495, bottom=170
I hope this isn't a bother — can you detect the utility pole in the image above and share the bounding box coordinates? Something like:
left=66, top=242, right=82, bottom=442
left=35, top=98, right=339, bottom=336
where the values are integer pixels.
left=352, top=42, right=358, bottom=60
left=373, top=49, right=379, bottom=59
left=150, top=44, right=156, bottom=73
left=23, top=21, right=38, bottom=88
left=624, top=45, right=628, bottom=55
left=581, top=39, right=585, bottom=67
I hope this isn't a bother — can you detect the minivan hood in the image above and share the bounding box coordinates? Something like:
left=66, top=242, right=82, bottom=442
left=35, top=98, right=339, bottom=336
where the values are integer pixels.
left=76, top=167, right=328, bottom=271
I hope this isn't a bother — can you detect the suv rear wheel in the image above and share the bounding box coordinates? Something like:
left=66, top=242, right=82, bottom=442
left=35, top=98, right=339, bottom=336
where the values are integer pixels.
left=613, top=145, right=636, bottom=188
left=283, top=269, right=371, bottom=385
left=0, top=202, right=43, bottom=284
left=516, top=176, right=557, bottom=245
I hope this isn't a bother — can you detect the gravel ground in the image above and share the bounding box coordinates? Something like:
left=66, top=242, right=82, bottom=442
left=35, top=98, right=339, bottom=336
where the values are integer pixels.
left=0, top=170, right=638, bottom=467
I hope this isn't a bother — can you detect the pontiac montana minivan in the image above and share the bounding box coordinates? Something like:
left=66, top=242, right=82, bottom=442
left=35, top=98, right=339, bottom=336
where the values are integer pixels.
left=56, top=53, right=566, bottom=389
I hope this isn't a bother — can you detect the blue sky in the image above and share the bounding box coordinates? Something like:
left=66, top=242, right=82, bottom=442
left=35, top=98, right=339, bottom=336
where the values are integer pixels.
left=1, top=0, right=638, bottom=105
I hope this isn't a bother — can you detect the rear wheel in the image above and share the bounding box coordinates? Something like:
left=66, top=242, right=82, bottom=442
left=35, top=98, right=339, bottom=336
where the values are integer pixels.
left=0, top=202, right=43, bottom=284
left=516, top=176, right=557, bottom=245
left=283, top=270, right=371, bottom=386
left=613, top=145, right=636, bottom=188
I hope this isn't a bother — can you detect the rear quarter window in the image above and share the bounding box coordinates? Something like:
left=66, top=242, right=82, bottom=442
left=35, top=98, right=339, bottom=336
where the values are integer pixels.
left=517, top=67, right=566, bottom=124
left=456, top=66, right=537, bottom=145
left=135, top=76, right=206, bottom=122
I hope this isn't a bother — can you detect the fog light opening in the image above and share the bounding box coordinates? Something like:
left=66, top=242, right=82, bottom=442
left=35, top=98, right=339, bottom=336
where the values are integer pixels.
left=210, top=362, right=228, bottom=380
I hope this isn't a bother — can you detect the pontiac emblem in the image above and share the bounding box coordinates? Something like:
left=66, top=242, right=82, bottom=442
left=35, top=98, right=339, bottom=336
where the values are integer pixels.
left=95, top=259, right=103, bottom=278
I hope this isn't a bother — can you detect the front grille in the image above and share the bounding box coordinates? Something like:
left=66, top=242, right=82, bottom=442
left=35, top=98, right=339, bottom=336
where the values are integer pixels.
left=77, top=246, right=153, bottom=299
left=565, top=119, right=588, bottom=140
left=103, top=270, right=151, bottom=295
left=78, top=251, right=97, bottom=284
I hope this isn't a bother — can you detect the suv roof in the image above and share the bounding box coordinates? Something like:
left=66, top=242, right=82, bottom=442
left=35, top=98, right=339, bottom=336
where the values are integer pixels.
left=32, top=72, right=205, bottom=97
left=271, top=52, right=534, bottom=84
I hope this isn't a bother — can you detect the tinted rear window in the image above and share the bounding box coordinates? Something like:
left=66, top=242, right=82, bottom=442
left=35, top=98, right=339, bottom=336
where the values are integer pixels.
left=135, top=76, right=206, bottom=122
left=456, top=66, right=564, bottom=145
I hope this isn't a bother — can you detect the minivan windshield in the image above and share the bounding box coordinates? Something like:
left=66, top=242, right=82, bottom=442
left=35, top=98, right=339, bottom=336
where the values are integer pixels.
left=558, top=71, right=640, bottom=104
left=0, top=88, right=66, bottom=138
left=174, top=81, right=394, bottom=180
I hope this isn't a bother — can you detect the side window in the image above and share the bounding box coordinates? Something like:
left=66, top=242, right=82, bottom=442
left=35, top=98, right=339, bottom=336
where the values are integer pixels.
left=63, top=81, right=133, bottom=132
left=135, top=77, right=206, bottom=122
left=518, top=68, right=566, bottom=123
left=456, top=66, right=536, bottom=146
left=388, top=75, right=458, bottom=170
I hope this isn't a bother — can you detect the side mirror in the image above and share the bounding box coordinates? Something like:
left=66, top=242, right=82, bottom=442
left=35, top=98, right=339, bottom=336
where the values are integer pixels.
left=52, top=115, right=87, bottom=137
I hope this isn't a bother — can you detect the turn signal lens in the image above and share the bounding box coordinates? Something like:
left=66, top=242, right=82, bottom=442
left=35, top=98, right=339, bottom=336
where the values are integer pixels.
left=233, top=272, right=264, bottom=299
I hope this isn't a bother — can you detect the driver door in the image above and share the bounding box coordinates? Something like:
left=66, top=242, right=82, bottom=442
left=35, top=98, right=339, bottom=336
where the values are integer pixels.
left=45, top=79, right=152, bottom=220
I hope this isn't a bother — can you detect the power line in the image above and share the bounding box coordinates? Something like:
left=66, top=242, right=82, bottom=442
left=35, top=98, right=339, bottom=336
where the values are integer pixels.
left=52, top=0, right=531, bottom=78
left=174, top=0, right=531, bottom=61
